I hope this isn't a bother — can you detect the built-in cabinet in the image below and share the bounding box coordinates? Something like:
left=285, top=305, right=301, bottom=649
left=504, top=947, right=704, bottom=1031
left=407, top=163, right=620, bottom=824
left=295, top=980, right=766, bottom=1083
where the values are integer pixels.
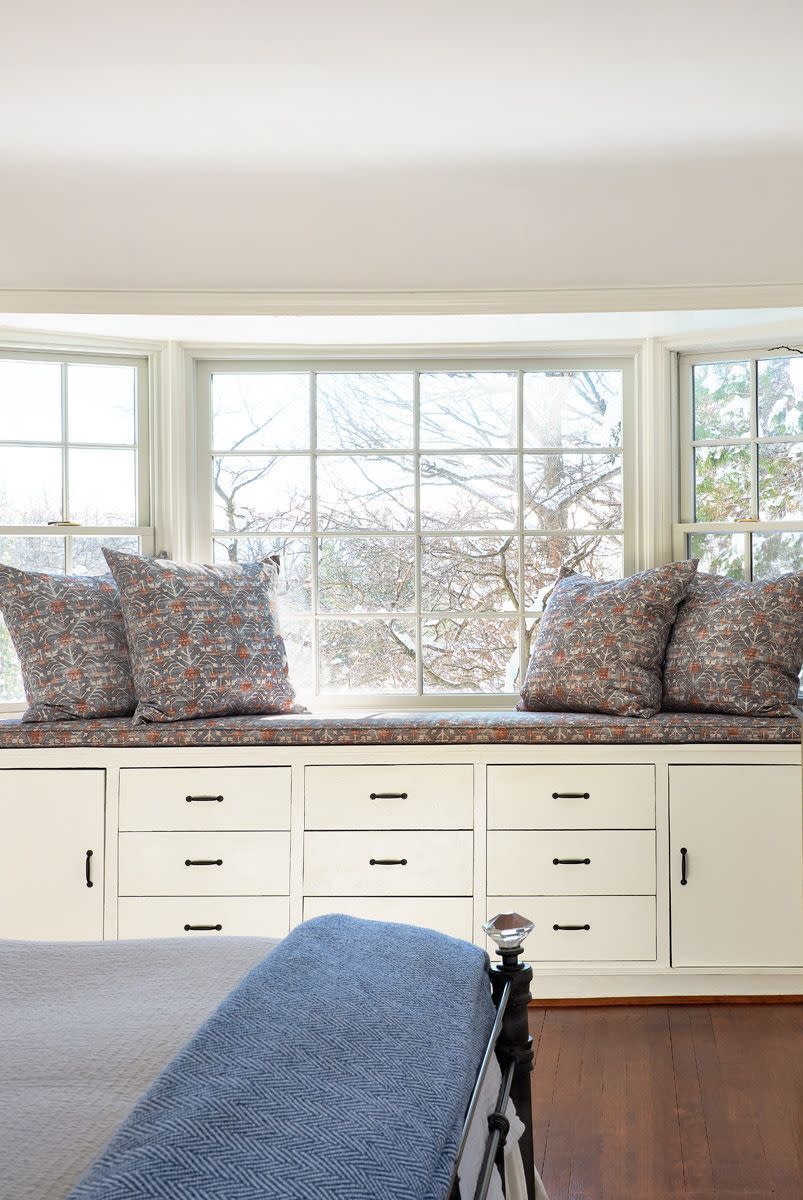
left=2, top=748, right=801, bottom=996
left=0, top=769, right=104, bottom=939
left=669, top=765, right=803, bottom=968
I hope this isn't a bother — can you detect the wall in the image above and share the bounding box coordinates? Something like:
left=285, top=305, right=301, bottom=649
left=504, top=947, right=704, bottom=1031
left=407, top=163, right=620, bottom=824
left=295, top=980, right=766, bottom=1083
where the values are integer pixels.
left=2, top=152, right=803, bottom=298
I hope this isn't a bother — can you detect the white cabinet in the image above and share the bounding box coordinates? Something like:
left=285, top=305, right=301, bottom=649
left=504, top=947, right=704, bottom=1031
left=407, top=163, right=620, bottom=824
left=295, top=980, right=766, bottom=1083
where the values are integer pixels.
left=0, top=769, right=104, bottom=940
left=670, top=766, right=803, bottom=968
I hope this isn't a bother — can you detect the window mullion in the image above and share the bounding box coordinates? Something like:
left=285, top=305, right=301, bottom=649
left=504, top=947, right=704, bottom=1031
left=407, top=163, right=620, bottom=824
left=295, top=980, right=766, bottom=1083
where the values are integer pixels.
left=414, top=371, right=423, bottom=696
left=309, top=372, right=320, bottom=699
left=750, top=358, right=759, bottom=521
left=516, top=369, right=526, bottom=685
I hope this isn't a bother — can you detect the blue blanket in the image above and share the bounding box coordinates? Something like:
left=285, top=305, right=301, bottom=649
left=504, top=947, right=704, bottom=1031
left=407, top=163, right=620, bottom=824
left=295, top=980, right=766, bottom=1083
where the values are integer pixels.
left=69, top=915, right=495, bottom=1200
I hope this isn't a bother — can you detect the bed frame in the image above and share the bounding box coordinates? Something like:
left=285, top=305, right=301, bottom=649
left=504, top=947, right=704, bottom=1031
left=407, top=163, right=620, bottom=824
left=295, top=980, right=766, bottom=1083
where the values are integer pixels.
left=449, top=915, right=536, bottom=1200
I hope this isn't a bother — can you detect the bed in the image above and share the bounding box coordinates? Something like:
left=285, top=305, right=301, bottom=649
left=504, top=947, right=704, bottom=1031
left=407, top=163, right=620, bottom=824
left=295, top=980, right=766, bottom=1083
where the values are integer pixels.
left=0, top=915, right=547, bottom=1200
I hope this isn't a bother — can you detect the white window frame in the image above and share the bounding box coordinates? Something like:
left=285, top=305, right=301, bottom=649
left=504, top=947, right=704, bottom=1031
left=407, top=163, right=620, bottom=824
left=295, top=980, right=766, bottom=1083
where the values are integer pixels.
left=194, top=351, right=636, bottom=710
left=0, top=346, right=153, bottom=712
left=673, top=347, right=803, bottom=574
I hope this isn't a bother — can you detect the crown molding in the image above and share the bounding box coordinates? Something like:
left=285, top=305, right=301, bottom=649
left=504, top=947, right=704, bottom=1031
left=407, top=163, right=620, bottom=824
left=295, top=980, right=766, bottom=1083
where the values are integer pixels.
left=2, top=282, right=803, bottom=316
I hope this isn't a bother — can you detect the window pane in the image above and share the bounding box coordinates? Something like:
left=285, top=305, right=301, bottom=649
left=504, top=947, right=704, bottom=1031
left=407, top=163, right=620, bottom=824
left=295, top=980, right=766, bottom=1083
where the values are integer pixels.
left=758, top=357, right=803, bottom=437
left=0, top=621, right=23, bottom=703
left=213, top=536, right=312, bottom=613
left=523, top=452, right=621, bottom=530
left=693, top=361, right=751, bottom=440
left=758, top=443, right=803, bottom=520
left=0, top=360, right=61, bottom=442
left=523, top=370, right=622, bottom=448
left=317, top=456, right=414, bottom=531
left=694, top=445, right=752, bottom=521
left=212, top=373, right=310, bottom=451
left=420, top=454, right=516, bottom=530
left=420, top=536, right=519, bottom=611
left=280, top=619, right=314, bottom=694
left=72, top=535, right=139, bottom=575
left=213, top=456, right=311, bottom=533
left=422, top=616, right=519, bottom=692
left=68, top=448, right=137, bottom=525
left=752, top=531, right=803, bottom=579
left=317, top=373, right=414, bottom=450
left=67, top=364, right=136, bottom=445
left=319, top=618, right=416, bottom=692
left=688, top=533, right=745, bottom=579
left=419, top=373, right=516, bottom=448
left=523, top=534, right=622, bottom=609
left=318, top=537, right=415, bottom=612
left=0, top=446, right=62, bottom=524
left=0, top=535, right=65, bottom=573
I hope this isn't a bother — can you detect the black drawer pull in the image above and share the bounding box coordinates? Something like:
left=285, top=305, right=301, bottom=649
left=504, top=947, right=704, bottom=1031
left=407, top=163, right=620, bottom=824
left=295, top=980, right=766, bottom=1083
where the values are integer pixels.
left=369, top=858, right=408, bottom=866
left=186, top=795, right=224, bottom=803
left=369, top=792, right=408, bottom=800
left=552, top=791, right=590, bottom=799
left=680, top=846, right=688, bottom=886
left=553, top=924, right=591, bottom=931
left=552, top=857, right=591, bottom=865
left=185, top=858, right=223, bottom=867
left=184, top=923, right=223, bottom=932
left=85, top=849, right=94, bottom=888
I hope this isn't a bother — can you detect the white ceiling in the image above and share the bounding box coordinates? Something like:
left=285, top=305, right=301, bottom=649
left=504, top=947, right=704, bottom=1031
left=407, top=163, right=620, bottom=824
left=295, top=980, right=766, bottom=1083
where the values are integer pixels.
left=2, top=2, right=803, bottom=297
left=3, top=0, right=803, bottom=169
left=2, top=309, right=803, bottom=345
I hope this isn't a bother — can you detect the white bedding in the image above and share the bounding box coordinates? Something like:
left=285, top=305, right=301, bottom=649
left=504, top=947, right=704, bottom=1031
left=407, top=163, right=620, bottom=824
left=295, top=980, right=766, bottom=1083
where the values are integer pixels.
left=0, top=935, right=546, bottom=1200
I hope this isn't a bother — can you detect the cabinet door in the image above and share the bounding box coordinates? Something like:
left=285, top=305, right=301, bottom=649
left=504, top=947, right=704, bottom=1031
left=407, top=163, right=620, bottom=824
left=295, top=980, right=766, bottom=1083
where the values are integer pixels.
left=0, top=770, right=105, bottom=940
left=670, top=766, right=803, bottom=968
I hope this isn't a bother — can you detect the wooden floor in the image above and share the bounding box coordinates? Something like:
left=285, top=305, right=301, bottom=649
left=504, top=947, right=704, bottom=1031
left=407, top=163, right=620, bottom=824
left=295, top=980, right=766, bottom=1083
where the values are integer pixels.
left=529, top=1004, right=803, bottom=1200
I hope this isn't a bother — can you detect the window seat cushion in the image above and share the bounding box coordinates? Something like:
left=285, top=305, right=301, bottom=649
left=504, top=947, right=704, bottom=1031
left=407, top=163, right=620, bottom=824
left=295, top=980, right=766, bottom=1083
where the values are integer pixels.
left=0, top=709, right=798, bottom=749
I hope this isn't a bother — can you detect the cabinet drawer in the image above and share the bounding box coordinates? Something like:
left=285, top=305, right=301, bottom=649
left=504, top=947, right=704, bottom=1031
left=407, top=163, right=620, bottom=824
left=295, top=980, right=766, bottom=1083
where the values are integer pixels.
left=118, top=832, right=290, bottom=896
left=303, top=831, right=473, bottom=896
left=303, top=897, right=473, bottom=942
left=118, top=897, right=290, bottom=940
left=119, top=768, right=291, bottom=832
left=305, top=765, right=473, bottom=830
left=487, top=765, right=655, bottom=830
left=487, top=896, right=656, bottom=962
left=487, top=830, right=655, bottom=895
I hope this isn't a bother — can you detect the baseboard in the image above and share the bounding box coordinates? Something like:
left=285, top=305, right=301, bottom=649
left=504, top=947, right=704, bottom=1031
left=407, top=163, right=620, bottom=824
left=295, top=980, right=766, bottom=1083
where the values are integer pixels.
left=524, top=967, right=803, bottom=1000
left=530, top=994, right=803, bottom=1007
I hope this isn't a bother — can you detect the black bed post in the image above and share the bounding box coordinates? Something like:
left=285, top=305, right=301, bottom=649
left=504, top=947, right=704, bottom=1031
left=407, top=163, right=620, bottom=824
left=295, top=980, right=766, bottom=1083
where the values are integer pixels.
left=485, top=913, right=536, bottom=1200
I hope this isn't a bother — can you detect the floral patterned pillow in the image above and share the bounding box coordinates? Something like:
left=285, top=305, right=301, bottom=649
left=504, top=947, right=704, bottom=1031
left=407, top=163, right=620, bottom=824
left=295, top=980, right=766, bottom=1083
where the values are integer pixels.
left=0, top=564, right=136, bottom=722
left=518, top=560, right=698, bottom=718
left=103, top=548, right=298, bottom=723
left=662, top=571, right=803, bottom=717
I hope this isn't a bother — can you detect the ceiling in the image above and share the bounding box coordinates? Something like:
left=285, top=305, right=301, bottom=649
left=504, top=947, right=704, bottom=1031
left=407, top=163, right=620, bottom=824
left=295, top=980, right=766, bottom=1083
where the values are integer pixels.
left=2, top=1, right=803, bottom=169
left=2, top=2, right=803, bottom=298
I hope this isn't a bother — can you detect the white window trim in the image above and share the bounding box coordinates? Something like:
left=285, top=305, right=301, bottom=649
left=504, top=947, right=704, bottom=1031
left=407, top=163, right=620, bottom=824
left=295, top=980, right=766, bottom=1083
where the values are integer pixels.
left=192, top=350, right=636, bottom=710
left=672, top=345, right=803, bottom=570
left=0, top=340, right=157, bottom=713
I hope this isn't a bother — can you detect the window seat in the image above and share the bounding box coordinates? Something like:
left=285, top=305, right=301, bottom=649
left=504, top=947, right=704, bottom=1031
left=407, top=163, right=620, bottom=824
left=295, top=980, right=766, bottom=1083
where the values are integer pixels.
left=0, top=709, right=798, bottom=749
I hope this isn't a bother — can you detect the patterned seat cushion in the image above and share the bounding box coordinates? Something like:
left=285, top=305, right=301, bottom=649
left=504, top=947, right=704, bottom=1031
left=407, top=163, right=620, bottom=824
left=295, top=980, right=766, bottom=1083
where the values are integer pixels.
left=518, top=560, right=698, bottom=718
left=0, top=564, right=136, bottom=722
left=103, top=548, right=298, bottom=724
left=662, top=571, right=803, bottom=717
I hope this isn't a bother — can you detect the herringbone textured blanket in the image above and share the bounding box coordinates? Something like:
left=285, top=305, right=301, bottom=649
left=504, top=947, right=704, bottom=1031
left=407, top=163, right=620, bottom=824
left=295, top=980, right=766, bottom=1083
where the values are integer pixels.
left=69, top=915, right=495, bottom=1199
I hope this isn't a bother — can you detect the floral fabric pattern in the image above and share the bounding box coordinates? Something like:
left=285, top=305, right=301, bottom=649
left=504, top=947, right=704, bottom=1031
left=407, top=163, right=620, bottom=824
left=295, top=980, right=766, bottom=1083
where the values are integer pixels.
left=662, top=571, right=803, bottom=717
left=102, top=549, right=297, bottom=723
left=0, top=709, right=797, bottom=749
left=0, top=564, right=136, bottom=722
left=518, top=561, right=698, bottom=718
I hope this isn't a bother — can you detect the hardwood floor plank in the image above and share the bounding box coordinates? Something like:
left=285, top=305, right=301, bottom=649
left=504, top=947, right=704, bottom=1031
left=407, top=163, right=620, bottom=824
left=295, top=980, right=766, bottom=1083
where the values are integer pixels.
left=529, top=1002, right=803, bottom=1200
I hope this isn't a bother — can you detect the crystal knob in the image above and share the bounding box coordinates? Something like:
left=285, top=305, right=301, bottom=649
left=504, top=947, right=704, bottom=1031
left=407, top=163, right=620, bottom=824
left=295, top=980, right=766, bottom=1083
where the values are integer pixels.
left=482, top=912, right=534, bottom=951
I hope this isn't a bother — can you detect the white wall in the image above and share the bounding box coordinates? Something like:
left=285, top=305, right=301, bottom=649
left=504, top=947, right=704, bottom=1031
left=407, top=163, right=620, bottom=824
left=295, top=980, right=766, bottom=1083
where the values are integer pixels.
left=2, top=152, right=803, bottom=296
